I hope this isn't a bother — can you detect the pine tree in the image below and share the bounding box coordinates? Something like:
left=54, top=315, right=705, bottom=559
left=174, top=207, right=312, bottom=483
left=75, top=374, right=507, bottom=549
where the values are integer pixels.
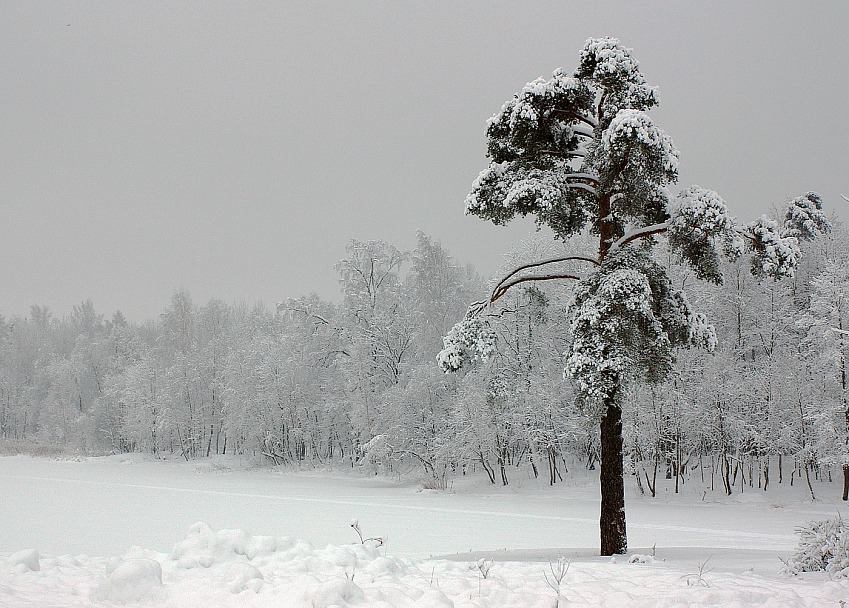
left=439, top=37, right=829, bottom=555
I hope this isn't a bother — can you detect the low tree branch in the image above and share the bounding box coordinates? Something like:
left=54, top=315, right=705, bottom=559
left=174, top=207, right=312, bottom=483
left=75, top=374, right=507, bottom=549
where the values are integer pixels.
left=491, top=255, right=599, bottom=299
left=491, top=273, right=584, bottom=303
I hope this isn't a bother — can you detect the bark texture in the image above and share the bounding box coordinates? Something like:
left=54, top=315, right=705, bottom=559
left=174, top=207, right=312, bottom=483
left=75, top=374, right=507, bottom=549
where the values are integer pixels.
left=599, top=393, right=627, bottom=555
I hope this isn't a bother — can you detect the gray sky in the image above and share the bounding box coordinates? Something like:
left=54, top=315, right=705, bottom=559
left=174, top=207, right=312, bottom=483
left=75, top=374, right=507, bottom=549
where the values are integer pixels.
left=2, top=2, right=847, bottom=322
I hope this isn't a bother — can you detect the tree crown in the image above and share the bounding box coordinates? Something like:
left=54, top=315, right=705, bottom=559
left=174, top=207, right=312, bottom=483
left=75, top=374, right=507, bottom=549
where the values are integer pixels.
left=442, top=37, right=831, bottom=404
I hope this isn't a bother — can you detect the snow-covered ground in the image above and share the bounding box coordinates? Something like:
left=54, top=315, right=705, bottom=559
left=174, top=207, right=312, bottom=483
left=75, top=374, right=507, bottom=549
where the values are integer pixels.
left=1, top=453, right=846, bottom=606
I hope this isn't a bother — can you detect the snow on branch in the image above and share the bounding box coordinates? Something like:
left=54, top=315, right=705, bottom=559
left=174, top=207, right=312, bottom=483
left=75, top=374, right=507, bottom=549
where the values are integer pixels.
left=563, top=182, right=598, bottom=196
left=490, top=272, right=585, bottom=302
left=437, top=315, right=497, bottom=372
left=607, top=221, right=670, bottom=255
left=564, top=172, right=599, bottom=183
left=742, top=216, right=800, bottom=279
left=438, top=255, right=594, bottom=372
left=598, top=109, right=679, bottom=180
left=576, top=37, right=659, bottom=111
left=540, top=149, right=587, bottom=158
left=550, top=108, right=598, bottom=128
left=666, top=187, right=740, bottom=283
left=783, top=192, right=831, bottom=241
left=490, top=255, right=599, bottom=301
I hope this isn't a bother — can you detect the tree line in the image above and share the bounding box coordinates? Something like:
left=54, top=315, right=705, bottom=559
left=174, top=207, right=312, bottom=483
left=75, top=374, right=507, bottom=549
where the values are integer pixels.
left=0, top=226, right=846, bottom=495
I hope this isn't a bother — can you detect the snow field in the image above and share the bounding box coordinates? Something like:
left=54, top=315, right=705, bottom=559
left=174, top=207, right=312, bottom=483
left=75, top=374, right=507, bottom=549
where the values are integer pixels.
left=1, top=454, right=848, bottom=606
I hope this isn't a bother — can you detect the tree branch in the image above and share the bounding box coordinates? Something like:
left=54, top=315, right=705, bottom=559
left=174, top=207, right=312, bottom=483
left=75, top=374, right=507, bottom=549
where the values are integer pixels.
left=608, top=220, right=671, bottom=254
left=550, top=109, right=598, bottom=128
left=733, top=225, right=763, bottom=247
left=572, top=125, right=596, bottom=138
left=541, top=149, right=587, bottom=158
left=491, top=273, right=584, bottom=303
left=491, top=255, right=599, bottom=301
left=565, top=172, right=599, bottom=185
left=277, top=302, right=331, bottom=326
left=564, top=183, right=598, bottom=196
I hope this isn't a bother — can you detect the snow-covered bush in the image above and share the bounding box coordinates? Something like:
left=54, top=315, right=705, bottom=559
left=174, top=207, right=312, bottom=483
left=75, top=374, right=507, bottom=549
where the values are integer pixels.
left=784, top=515, right=849, bottom=578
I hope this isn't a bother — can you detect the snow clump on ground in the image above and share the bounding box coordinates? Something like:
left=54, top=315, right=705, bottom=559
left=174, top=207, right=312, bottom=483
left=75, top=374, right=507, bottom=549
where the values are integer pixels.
left=2, top=522, right=848, bottom=607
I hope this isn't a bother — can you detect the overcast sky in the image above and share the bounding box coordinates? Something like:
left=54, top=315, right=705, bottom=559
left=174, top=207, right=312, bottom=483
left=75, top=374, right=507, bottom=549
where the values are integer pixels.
left=2, top=2, right=847, bottom=322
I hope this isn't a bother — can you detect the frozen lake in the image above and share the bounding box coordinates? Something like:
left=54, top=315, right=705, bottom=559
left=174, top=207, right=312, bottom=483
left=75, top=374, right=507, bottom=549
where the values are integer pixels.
left=1, top=454, right=846, bottom=607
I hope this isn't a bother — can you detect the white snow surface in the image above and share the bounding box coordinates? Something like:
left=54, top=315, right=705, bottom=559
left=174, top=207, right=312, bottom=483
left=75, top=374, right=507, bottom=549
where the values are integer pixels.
left=1, top=453, right=846, bottom=607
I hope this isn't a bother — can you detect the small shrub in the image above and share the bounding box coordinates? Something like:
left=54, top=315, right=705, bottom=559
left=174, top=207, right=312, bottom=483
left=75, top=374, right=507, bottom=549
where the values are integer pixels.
left=784, top=515, right=849, bottom=578
left=350, top=519, right=384, bottom=548
left=543, top=556, right=570, bottom=607
left=421, top=475, right=452, bottom=491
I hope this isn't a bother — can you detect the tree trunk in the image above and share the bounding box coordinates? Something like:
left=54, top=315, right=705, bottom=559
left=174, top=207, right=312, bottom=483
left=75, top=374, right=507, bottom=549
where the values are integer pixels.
left=599, top=394, right=627, bottom=555
left=596, top=190, right=626, bottom=556
left=763, top=458, right=769, bottom=491
left=804, top=462, right=816, bottom=501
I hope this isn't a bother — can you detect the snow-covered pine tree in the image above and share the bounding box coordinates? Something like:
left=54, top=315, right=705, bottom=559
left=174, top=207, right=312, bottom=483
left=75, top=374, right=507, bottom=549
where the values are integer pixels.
left=438, top=37, right=830, bottom=555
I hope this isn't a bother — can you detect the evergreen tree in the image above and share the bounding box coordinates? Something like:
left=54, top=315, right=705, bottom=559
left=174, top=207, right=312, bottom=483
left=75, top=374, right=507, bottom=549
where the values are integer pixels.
left=438, top=37, right=829, bottom=555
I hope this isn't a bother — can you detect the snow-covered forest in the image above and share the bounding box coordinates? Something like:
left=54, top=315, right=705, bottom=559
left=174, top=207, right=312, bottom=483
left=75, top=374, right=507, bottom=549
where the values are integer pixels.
left=3, top=20, right=849, bottom=603
left=2, top=219, right=848, bottom=501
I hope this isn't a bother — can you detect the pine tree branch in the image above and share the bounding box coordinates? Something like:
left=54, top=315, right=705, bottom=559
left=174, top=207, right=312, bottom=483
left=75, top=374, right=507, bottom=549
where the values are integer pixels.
left=565, top=172, right=600, bottom=186
left=734, top=225, right=762, bottom=246
left=466, top=261, right=588, bottom=317
left=572, top=125, right=596, bottom=138
left=541, top=149, right=587, bottom=158
left=491, top=255, right=600, bottom=300
left=491, top=273, right=584, bottom=303
left=608, top=220, right=671, bottom=254
left=550, top=109, right=598, bottom=128
left=564, top=183, right=598, bottom=196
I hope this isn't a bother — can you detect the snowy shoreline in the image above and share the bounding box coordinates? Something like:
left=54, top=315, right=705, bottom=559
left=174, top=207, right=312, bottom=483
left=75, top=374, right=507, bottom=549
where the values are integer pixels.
left=2, top=454, right=847, bottom=606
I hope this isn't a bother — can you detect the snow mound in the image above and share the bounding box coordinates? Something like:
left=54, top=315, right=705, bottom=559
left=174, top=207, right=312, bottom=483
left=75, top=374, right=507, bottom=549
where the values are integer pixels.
left=3, top=521, right=846, bottom=607
left=311, top=579, right=365, bottom=607
left=170, top=522, right=280, bottom=568
left=6, top=548, right=39, bottom=572
left=90, top=558, right=163, bottom=603
left=224, top=562, right=264, bottom=594
left=163, top=522, right=410, bottom=599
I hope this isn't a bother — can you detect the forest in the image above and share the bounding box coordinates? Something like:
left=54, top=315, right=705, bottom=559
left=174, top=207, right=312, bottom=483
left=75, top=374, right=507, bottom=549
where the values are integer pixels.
left=1, top=221, right=847, bottom=500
